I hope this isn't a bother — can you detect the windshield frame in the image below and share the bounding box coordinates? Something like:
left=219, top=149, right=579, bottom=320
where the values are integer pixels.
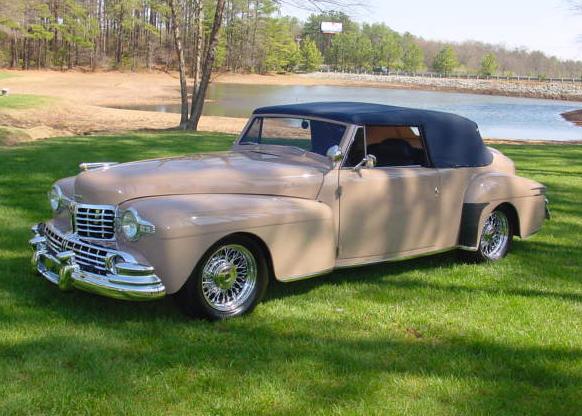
left=233, top=114, right=354, bottom=160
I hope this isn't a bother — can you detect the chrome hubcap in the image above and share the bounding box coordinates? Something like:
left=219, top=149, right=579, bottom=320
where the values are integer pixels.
left=480, top=211, right=510, bottom=260
left=201, top=244, right=257, bottom=312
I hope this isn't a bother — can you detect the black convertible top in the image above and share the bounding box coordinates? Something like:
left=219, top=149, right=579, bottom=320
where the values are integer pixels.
left=253, top=102, right=493, bottom=168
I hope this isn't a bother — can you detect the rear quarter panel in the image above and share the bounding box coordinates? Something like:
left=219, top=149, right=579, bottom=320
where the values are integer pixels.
left=463, top=172, right=546, bottom=245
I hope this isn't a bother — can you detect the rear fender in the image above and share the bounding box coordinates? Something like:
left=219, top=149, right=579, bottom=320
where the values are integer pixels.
left=460, top=173, right=546, bottom=249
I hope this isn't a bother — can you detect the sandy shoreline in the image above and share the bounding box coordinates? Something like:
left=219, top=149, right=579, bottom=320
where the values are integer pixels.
left=0, top=69, right=580, bottom=145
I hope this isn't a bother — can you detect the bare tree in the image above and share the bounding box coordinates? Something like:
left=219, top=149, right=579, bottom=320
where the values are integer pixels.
left=168, top=0, right=190, bottom=127
left=189, top=0, right=204, bottom=125
left=188, top=0, right=227, bottom=130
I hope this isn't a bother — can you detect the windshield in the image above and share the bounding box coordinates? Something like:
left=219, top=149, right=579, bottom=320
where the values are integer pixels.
left=239, top=117, right=347, bottom=156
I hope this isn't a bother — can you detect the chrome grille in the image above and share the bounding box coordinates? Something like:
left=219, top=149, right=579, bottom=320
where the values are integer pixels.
left=45, top=226, right=109, bottom=275
left=74, top=204, right=116, bottom=240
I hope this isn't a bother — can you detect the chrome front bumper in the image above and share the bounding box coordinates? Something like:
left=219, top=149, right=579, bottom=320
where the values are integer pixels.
left=29, top=223, right=166, bottom=301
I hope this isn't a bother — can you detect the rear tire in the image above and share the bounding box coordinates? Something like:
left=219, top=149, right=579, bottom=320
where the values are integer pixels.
left=460, top=208, right=513, bottom=263
left=175, top=235, right=269, bottom=320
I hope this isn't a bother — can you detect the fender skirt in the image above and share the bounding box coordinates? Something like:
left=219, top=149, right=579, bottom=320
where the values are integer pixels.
left=458, top=202, right=489, bottom=249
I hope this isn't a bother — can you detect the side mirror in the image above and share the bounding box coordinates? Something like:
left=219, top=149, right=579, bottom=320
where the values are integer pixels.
left=326, top=145, right=343, bottom=163
left=354, top=154, right=377, bottom=172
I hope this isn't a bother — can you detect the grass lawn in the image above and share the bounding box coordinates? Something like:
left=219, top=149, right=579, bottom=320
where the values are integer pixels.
left=0, top=132, right=581, bottom=415
left=0, top=93, right=52, bottom=110
left=0, top=72, right=17, bottom=80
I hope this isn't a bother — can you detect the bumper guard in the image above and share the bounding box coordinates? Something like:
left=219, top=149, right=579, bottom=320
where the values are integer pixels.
left=29, top=224, right=166, bottom=301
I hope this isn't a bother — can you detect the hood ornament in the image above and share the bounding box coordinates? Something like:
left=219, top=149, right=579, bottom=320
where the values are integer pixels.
left=79, top=162, right=119, bottom=172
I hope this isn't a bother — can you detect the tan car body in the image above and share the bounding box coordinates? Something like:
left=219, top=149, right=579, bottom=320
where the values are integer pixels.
left=34, top=114, right=547, bottom=299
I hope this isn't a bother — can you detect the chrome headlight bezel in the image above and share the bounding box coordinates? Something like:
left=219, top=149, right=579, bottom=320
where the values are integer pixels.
left=118, top=208, right=156, bottom=241
left=48, top=185, right=64, bottom=212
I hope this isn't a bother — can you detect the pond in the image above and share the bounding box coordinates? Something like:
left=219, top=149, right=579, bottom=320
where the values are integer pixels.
left=114, top=83, right=582, bottom=141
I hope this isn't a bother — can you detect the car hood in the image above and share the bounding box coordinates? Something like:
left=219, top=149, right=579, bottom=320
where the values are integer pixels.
left=74, top=150, right=328, bottom=205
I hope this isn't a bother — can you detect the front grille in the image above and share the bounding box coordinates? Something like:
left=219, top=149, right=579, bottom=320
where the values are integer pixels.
left=45, top=226, right=110, bottom=275
left=74, top=204, right=116, bottom=240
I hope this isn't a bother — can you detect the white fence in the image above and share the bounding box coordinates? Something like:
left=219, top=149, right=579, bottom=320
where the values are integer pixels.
left=319, top=68, right=582, bottom=84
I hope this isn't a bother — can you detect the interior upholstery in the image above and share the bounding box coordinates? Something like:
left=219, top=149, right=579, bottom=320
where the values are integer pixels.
left=365, top=125, right=427, bottom=167
left=366, top=126, right=424, bottom=149
left=367, top=139, right=426, bottom=167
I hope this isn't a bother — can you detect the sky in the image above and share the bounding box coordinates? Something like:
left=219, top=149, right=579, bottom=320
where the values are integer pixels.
left=280, top=0, right=582, bottom=61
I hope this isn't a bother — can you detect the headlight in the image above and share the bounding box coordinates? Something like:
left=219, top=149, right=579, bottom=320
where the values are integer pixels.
left=48, top=185, right=63, bottom=212
left=121, top=210, right=139, bottom=241
left=119, top=208, right=156, bottom=241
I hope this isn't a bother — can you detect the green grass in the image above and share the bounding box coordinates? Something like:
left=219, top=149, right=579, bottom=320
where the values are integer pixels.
left=0, top=131, right=581, bottom=415
left=0, top=94, right=52, bottom=109
left=0, top=72, right=17, bottom=80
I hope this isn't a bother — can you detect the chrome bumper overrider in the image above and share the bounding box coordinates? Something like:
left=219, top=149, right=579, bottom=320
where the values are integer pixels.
left=29, top=223, right=166, bottom=301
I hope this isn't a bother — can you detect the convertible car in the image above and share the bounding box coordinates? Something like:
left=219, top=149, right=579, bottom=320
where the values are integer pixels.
left=30, top=102, right=549, bottom=319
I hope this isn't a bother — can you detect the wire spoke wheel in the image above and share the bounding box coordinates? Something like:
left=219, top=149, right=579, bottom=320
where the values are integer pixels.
left=479, top=211, right=510, bottom=260
left=201, top=244, right=257, bottom=312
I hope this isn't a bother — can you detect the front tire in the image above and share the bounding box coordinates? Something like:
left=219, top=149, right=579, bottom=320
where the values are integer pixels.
left=461, top=208, right=513, bottom=263
left=175, top=235, right=269, bottom=320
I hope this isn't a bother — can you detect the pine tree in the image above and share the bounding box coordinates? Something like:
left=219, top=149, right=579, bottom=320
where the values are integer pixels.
left=402, top=43, right=424, bottom=73
left=480, top=52, right=498, bottom=76
left=300, top=39, right=323, bottom=72
left=433, top=45, right=459, bottom=75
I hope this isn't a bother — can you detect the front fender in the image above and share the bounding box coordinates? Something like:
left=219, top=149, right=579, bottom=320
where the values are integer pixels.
left=117, top=194, right=336, bottom=293
left=460, top=173, right=546, bottom=248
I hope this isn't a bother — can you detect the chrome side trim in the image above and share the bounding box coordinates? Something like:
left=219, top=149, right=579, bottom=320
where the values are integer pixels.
left=335, top=247, right=458, bottom=270
left=281, top=245, right=478, bottom=282
left=457, top=245, right=479, bottom=252
left=280, top=268, right=335, bottom=283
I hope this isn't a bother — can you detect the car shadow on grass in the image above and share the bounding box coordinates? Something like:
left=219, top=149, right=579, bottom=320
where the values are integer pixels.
left=2, top=233, right=580, bottom=328
left=266, top=243, right=582, bottom=306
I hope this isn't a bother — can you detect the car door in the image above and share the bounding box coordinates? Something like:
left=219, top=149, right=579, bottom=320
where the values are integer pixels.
left=338, top=126, right=442, bottom=260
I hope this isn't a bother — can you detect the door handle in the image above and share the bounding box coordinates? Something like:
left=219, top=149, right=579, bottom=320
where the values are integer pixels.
left=434, top=186, right=440, bottom=196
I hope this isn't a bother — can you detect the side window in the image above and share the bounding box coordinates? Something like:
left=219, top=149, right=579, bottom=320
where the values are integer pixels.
left=365, top=125, right=428, bottom=167
left=344, top=128, right=366, bottom=167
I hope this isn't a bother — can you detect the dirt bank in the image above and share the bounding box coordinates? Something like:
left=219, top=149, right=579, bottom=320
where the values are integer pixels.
left=0, top=70, right=246, bottom=143
left=562, top=109, right=582, bottom=126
